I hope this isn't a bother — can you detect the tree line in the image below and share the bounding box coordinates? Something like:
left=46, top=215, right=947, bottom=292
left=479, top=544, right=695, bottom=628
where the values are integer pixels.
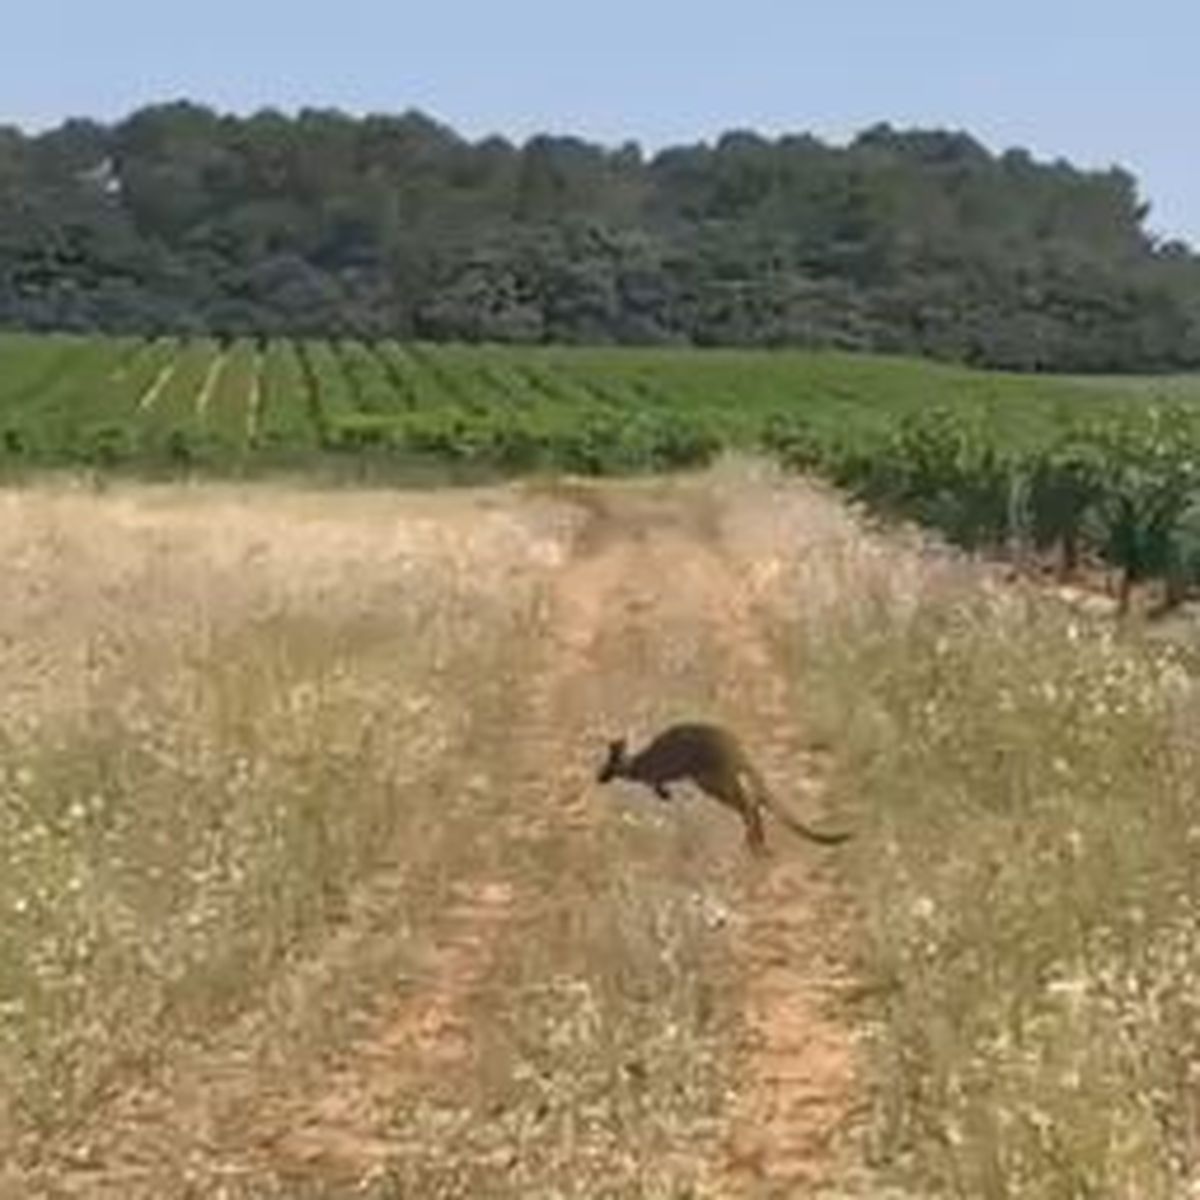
left=2, top=101, right=1198, bottom=372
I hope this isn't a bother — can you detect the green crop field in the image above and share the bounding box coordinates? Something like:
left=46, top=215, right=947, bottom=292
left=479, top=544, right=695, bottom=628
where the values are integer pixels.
left=0, top=332, right=1169, bottom=477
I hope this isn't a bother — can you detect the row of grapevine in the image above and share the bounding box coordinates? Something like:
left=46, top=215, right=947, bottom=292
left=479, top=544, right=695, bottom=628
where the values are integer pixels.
left=202, top=339, right=257, bottom=453
left=256, top=339, right=312, bottom=453
left=765, top=403, right=1200, bottom=613
left=1, top=337, right=140, bottom=459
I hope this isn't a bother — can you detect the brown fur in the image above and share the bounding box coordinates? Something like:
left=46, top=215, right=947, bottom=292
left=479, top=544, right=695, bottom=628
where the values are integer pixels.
left=596, top=721, right=851, bottom=856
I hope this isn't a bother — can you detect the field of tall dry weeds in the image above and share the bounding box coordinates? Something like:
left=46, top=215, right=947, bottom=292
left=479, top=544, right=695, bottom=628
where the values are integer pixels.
left=2, top=463, right=1200, bottom=1198
left=762, top=482, right=1200, bottom=1198
left=0, top=485, right=563, bottom=1152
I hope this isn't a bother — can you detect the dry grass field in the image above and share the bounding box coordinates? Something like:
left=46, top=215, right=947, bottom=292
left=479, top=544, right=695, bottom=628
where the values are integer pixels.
left=2, top=459, right=1200, bottom=1198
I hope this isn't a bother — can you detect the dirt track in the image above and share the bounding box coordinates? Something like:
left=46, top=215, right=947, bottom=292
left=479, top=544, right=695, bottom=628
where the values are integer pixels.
left=9, top=469, right=864, bottom=1198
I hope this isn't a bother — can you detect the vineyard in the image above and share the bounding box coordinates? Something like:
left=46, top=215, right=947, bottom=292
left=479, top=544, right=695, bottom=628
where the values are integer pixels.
left=0, top=332, right=1141, bottom=474
left=5, top=332, right=1200, bottom=607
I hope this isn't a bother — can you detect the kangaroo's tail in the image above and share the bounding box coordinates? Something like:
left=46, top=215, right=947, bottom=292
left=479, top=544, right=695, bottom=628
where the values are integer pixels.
left=747, top=765, right=852, bottom=846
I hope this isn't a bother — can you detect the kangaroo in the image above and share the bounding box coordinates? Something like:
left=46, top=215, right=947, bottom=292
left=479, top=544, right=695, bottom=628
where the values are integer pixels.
left=595, top=721, right=851, bottom=856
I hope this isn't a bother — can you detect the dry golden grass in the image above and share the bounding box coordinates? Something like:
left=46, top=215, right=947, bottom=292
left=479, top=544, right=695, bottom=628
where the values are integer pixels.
left=758, top=475, right=1200, bottom=1198
left=0, top=481, right=565, bottom=1160
left=8, top=462, right=1200, bottom=1198
left=0, top=476, right=756, bottom=1198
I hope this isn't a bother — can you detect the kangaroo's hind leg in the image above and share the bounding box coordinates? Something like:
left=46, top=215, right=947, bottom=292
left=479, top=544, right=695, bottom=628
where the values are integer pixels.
left=742, top=801, right=768, bottom=856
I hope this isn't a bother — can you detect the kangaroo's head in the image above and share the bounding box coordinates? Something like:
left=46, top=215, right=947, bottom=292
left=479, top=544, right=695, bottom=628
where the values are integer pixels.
left=596, top=737, right=628, bottom=784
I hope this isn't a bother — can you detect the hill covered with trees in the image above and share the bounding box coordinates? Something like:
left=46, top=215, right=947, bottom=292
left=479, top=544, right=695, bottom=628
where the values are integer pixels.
left=2, top=101, right=1198, bottom=372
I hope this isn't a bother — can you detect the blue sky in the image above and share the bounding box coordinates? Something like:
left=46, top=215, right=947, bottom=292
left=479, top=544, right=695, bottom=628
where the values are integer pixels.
left=6, top=0, right=1197, bottom=243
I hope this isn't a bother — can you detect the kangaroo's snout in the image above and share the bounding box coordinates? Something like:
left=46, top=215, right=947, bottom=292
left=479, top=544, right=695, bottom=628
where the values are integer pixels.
left=596, top=737, right=626, bottom=784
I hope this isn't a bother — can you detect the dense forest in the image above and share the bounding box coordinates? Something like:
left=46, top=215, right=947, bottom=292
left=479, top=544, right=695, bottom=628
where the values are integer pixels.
left=2, top=101, right=1199, bottom=372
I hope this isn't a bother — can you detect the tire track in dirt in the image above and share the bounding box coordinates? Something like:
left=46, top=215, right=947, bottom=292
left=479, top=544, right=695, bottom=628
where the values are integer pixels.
left=259, top=879, right=519, bottom=1182
left=496, top=481, right=862, bottom=1196
left=575, top=487, right=860, bottom=1195
left=700, top=533, right=860, bottom=1197
left=508, top=478, right=862, bottom=1195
